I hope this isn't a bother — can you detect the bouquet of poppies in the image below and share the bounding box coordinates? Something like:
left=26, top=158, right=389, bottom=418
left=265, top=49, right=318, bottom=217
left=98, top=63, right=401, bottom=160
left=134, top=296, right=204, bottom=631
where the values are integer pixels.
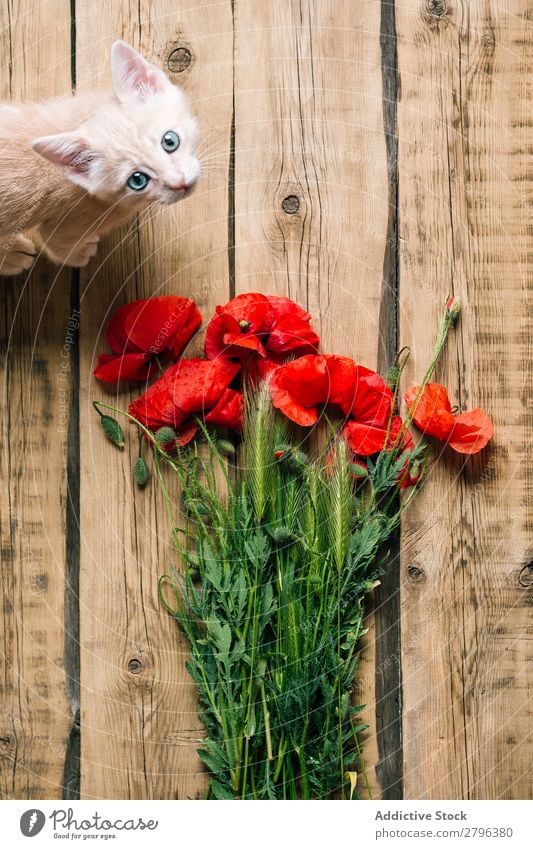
left=94, top=292, right=492, bottom=800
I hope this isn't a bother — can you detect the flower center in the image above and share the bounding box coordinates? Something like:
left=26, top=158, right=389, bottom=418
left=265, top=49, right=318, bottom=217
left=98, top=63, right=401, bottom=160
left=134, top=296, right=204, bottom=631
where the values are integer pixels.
left=239, top=319, right=252, bottom=332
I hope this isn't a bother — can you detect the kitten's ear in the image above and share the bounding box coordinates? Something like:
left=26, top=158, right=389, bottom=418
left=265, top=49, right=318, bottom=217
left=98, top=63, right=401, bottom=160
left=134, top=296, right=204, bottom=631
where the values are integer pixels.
left=110, top=40, right=169, bottom=102
left=31, top=134, right=98, bottom=192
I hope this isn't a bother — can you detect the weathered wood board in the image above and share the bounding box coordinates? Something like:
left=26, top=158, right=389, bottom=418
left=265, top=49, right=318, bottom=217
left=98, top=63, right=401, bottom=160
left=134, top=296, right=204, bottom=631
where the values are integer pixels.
left=76, top=1, right=233, bottom=799
left=397, top=0, right=533, bottom=800
left=0, top=1, right=74, bottom=798
left=0, top=0, right=531, bottom=800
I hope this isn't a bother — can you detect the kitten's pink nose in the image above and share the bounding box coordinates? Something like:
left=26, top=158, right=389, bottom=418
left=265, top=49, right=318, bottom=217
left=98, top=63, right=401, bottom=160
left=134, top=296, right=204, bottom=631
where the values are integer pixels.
left=165, top=180, right=188, bottom=191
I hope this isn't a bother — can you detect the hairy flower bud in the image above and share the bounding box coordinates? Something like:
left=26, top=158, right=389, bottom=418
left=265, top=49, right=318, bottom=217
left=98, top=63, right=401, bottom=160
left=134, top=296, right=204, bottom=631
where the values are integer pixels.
left=134, top=456, right=149, bottom=486
left=446, top=296, right=461, bottom=321
left=386, top=364, right=400, bottom=390
left=155, top=426, right=177, bottom=446
left=217, top=438, right=236, bottom=457
left=270, top=526, right=294, bottom=544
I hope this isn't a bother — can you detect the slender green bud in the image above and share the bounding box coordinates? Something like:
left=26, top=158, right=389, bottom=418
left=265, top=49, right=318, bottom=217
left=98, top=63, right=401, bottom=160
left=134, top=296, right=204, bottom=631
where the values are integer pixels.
left=100, top=415, right=125, bottom=448
left=134, top=456, right=149, bottom=486
left=217, top=438, right=236, bottom=457
left=386, top=364, right=400, bottom=390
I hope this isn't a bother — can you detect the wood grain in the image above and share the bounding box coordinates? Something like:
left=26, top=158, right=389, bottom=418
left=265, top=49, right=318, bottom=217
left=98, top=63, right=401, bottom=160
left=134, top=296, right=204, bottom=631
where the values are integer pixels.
left=233, top=0, right=392, bottom=797
left=397, top=0, right=533, bottom=799
left=76, top=1, right=233, bottom=798
left=1, top=0, right=531, bottom=801
left=0, top=0, right=74, bottom=798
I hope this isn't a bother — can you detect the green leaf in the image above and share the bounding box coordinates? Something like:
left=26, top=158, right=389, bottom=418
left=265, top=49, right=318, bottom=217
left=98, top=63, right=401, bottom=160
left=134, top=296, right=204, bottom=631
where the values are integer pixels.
left=202, top=540, right=225, bottom=593
left=210, top=779, right=234, bottom=800
left=207, top=619, right=232, bottom=659
left=134, top=456, right=149, bottom=486
left=198, top=744, right=228, bottom=775
left=232, top=571, right=247, bottom=620
left=100, top=415, right=125, bottom=448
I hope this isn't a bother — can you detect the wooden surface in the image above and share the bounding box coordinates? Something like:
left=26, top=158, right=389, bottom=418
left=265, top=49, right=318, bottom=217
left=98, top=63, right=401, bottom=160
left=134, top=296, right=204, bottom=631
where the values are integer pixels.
left=0, top=0, right=531, bottom=800
left=397, top=0, right=533, bottom=800
left=0, top=0, right=74, bottom=799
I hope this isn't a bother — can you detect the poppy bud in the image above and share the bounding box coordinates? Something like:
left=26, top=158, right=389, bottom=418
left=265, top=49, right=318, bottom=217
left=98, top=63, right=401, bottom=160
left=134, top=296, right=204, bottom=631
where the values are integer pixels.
left=155, top=426, right=177, bottom=446
left=270, top=526, right=294, bottom=544
left=185, top=551, right=201, bottom=579
left=446, top=296, right=461, bottom=321
left=274, top=443, right=291, bottom=461
left=217, top=438, right=236, bottom=457
left=100, top=414, right=125, bottom=449
left=386, top=364, right=400, bottom=390
left=134, top=456, right=149, bottom=486
left=288, top=450, right=308, bottom=471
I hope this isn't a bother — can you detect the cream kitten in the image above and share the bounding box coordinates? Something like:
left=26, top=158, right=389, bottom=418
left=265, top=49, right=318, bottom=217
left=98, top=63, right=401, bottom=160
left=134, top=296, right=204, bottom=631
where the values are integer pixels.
left=0, top=41, right=199, bottom=275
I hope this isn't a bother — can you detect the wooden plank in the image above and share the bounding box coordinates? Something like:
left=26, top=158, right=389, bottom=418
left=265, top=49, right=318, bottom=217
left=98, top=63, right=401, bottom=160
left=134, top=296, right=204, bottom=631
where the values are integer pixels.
left=0, top=1, right=74, bottom=798
left=76, top=2, right=234, bottom=798
left=397, top=0, right=533, bottom=799
left=233, top=0, right=392, bottom=797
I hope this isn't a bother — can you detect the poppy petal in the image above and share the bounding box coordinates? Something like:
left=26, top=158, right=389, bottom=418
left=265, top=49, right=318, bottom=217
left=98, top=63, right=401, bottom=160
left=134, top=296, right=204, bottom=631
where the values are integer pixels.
left=269, top=355, right=330, bottom=425
left=106, top=302, right=140, bottom=353
left=204, top=389, right=244, bottom=431
left=447, top=409, right=493, bottom=454
left=265, top=295, right=312, bottom=324
left=204, top=312, right=241, bottom=359
left=267, top=314, right=320, bottom=354
left=176, top=420, right=199, bottom=447
left=124, top=296, right=201, bottom=356
left=222, top=332, right=267, bottom=358
left=342, top=421, right=389, bottom=456
left=93, top=352, right=153, bottom=383
left=404, top=383, right=455, bottom=440
left=222, top=292, right=273, bottom=331
left=343, top=366, right=394, bottom=427
left=324, top=356, right=357, bottom=414
left=128, top=358, right=241, bottom=432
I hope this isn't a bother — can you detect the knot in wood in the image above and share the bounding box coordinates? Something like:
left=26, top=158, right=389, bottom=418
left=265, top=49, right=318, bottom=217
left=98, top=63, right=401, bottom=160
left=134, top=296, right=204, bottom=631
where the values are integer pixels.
left=407, top=563, right=425, bottom=583
left=426, top=0, right=447, bottom=16
left=518, top=562, right=533, bottom=589
left=167, top=46, right=192, bottom=74
left=128, top=658, right=143, bottom=675
left=282, top=195, right=300, bottom=215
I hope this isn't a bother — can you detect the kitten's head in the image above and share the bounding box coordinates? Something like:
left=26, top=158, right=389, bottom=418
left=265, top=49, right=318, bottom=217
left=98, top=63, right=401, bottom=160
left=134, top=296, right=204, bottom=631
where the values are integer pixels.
left=31, top=41, right=200, bottom=206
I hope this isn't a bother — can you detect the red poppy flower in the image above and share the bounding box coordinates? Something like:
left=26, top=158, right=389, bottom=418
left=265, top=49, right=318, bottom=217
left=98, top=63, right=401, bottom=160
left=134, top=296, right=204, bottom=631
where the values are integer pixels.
left=269, top=354, right=393, bottom=430
left=128, top=358, right=241, bottom=446
left=94, top=296, right=202, bottom=382
left=404, top=383, right=493, bottom=454
left=204, top=388, right=244, bottom=432
left=342, top=415, right=411, bottom=458
left=204, top=293, right=319, bottom=362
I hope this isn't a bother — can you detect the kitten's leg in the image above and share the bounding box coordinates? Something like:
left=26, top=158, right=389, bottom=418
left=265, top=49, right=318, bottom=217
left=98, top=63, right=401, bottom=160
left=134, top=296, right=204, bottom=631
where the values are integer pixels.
left=39, top=227, right=100, bottom=268
left=0, top=234, right=37, bottom=276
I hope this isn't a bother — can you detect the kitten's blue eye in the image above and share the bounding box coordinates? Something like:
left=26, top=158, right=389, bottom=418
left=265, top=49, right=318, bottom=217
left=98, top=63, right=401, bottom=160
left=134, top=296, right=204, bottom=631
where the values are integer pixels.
left=161, top=131, right=180, bottom=153
left=127, top=171, right=150, bottom=191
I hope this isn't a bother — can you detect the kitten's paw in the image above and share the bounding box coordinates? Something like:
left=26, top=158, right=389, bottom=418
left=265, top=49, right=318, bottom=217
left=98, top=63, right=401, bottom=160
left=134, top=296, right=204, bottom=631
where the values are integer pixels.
left=48, top=235, right=100, bottom=268
left=0, top=235, right=37, bottom=276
